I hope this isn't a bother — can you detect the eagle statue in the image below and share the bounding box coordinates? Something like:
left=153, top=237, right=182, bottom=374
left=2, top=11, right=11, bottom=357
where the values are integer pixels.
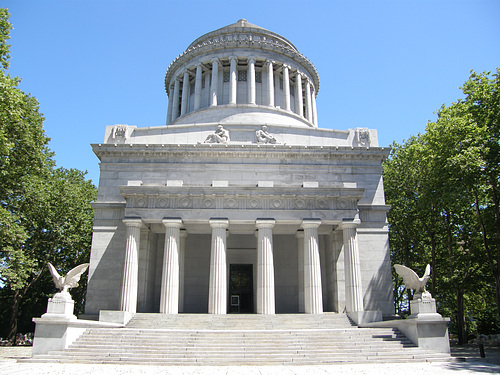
left=394, top=264, right=431, bottom=300
left=47, top=262, right=90, bottom=293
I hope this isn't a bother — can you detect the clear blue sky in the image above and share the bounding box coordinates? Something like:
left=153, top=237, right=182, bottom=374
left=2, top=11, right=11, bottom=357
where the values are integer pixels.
left=3, top=0, right=499, bottom=184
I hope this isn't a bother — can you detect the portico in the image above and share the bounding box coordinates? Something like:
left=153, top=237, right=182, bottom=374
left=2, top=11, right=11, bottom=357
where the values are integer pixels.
left=118, top=216, right=363, bottom=316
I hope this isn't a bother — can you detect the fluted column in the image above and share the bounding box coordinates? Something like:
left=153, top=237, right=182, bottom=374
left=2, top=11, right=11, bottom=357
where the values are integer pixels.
left=312, top=86, right=318, bottom=126
left=248, top=56, right=256, bottom=105
left=180, top=71, right=190, bottom=116
left=283, top=65, right=290, bottom=111
left=256, top=219, right=276, bottom=314
left=341, top=220, right=364, bottom=313
left=210, top=58, right=219, bottom=107
left=120, top=218, right=143, bottom=313
left=194, top=64, right=202, bottom=111
left=296, top=230, right=305, bottom=313
left=159, top=218, right=183, bottom=314
left=208, top=218, right=229, bottom=314
left=266, top=60, right=274, bottom=107
left=305, top=79, right=312, bottom=122
left=229, top=56, right=237, bottom=105
left=179, top=229, right=187, bottom=312
left=295, top=73, right=303, bottom=117
left=166, top=86, right=173, bottom=124
left=301, top=219, right=323, bottom=314
left=171, top=78, right=181, bottom=122
left=274, top=72, right=280, bottom=108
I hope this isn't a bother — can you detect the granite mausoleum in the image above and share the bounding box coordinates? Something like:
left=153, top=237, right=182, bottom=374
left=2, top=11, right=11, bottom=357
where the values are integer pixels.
left=85, top=19, right=394, bottom=324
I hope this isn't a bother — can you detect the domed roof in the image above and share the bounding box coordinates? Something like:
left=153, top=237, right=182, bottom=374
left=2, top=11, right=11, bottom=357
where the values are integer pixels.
left=165, top=19, right=319, bottom=94
left=164, top=19, right=321, bottom=129
left=186, top=19, right=299, bottom=53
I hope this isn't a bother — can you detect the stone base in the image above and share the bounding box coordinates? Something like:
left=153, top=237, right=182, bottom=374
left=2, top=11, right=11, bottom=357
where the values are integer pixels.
left=41, top=292, right=76, bottom=320
left=409, top=298, right=443, bottom=320
left=99, top=310, right=134, bottom=325
left=358, top=300, right=451, bottom=354
left=347, top=310, right=382, bottom=325
left=32, top=317, right=125, bottom=355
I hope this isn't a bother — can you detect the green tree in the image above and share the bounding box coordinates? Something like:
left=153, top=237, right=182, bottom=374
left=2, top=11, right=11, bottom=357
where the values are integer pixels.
left=384, top=69, right=500, bottom=344
left=460, top=70, right=500, bottom=325
left=0, top=9, right=96, bottom=344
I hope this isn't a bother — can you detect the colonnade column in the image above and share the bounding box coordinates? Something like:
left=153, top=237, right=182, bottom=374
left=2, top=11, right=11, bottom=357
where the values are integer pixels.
left=194, top=64, right=202, bottom=111
left=248, top=56, right=256, bottom=105
left=266, top=60, right=274, bottom=107
left=159, top=218, right=183, bottom=314
left=305, top=79, right=312, bottom=123
left=256, top=219, right=276, bottom=314
left=274, top=72, right=281, bottom=108
left=312, top=86, right=318, bottom=126
left=210, top=58, right=219, bottom=107
left=208, top=218, right=229, bottom=314
left=166, top=86, right=173, bottom=124
left=171, top=78, right=181, bottom=122
left=229, top=56, right=237, bottom=105
left=180, top=71, right=190, bottom=116
left=340, top=220, right=364, bottom=313
left=179, top=229, right=187, bottom=313
left=283, top=65, right=290, bottom=111
left=296, top=230, right=305, bottom=313
left=301, top=219, right=323, bottom=314
left=120, top=218, right=143, bottom=313
left=295, top=73, right=303, bottom=117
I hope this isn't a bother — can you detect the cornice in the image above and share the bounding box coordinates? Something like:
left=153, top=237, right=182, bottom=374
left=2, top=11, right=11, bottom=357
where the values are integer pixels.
left=91, top=143, right=391, bottom=162
left=164, top=33, right=319, bottom=95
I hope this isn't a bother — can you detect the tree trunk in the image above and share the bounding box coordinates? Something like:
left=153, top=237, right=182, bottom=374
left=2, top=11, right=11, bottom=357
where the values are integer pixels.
left=7, top=290, right=21, bottom=345
left=430, top=231, right=437, bottom=296
left=495, top=273, right=500, bottom=327
left=6, top=268, right=44, bottom=345
left=456, top=288, right=467, bottom=345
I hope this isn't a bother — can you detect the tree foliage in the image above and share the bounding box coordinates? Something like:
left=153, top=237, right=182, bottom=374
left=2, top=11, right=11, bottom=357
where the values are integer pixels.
left=0, top=9, right=96, bottom=344
left=384, top=69, right=500, bottom=344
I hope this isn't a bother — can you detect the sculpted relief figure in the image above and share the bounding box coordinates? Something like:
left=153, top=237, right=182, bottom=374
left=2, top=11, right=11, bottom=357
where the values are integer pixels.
left=204, top=125, right=230, bottom=144
left=111, top=124, right=128, bottom=144
left=255, top=126, right=278, bottom=144
left=356, top=127, right=371, bottom=147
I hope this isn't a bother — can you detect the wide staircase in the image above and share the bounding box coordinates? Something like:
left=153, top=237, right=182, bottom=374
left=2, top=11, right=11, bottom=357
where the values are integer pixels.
left=30, top=313, right=450, bottom=365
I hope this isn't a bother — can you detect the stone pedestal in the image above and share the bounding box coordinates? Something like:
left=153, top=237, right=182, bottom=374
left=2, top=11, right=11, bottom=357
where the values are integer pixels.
left=405, top=297, right=450, bottom=353
left=41, top=292, right=76, bottom=320
left=33, top=291, right=125, bottom=355
left=409, top=297, right=442, bottom=318
left=359, top=296, right=451, bottom=354
left=32, top=314, right=124, bottom=355
left=99, top=310, right=134, bottom=325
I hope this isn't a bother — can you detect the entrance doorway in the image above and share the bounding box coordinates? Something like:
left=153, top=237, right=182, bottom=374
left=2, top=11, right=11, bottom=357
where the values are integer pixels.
left=229, top=264, right=254, bottom=313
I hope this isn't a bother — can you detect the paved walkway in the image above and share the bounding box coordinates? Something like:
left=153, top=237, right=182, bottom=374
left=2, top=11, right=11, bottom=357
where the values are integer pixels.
left=1, top=346, right=500, bottom=374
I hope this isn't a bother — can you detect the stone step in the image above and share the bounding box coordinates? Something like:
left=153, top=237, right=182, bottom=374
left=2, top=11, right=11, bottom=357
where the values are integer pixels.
left=27, top=313, right=451, bottom=365
left=72, top=337, right=414, bottom=346
left=27, top=353, right=451, bottom=366
left=125, top=312, right=355, bottom=330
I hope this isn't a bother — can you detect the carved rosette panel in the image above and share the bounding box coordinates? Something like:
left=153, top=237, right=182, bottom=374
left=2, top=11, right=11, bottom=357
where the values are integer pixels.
left=125, top=194, right=358, bottom=212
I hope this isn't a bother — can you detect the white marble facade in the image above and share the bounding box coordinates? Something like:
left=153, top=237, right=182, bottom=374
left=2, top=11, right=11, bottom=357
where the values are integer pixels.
left=85, top=20, right=394, bottom=319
